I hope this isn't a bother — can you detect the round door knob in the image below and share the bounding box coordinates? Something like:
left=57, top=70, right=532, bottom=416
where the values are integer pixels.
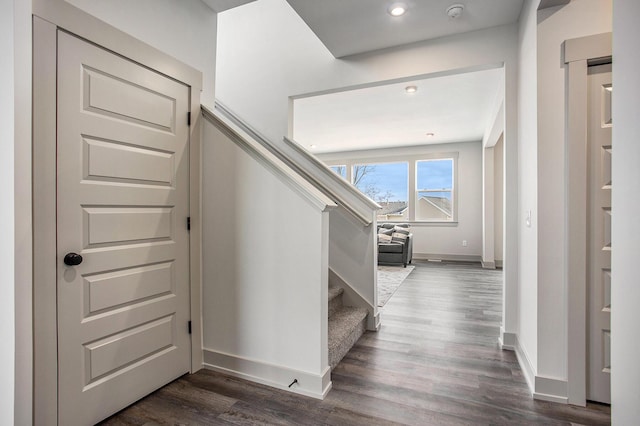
left=63, top=252, right=83, bottom=266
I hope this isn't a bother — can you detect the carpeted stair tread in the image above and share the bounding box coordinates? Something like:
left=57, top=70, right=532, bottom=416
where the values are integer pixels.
left=328, top=285, right=345, bottom=318
left=328, top=285, right=344, bottom=303
left=328, top=306, right=368, bottom=370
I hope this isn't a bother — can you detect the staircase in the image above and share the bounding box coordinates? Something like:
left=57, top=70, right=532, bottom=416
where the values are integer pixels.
left=206, top=104, right=378, bottom=394
left=328, top=285, right=368, bottom=369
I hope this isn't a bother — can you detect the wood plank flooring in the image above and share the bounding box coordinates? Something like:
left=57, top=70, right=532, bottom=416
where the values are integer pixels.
left=101, top=261, right=610, bottom=425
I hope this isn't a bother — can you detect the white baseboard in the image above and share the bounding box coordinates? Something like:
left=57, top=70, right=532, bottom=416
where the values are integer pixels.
left=513, top=335, right=568, bottom=404
left=514, top=335, right=535, bottom=397
left=499, top=328, right=516, bottom=350
left=534, top=376, right=568, bottom=404
left=203, top=349, right=331, bottom=399
left=481, top=260, right=496, bottom=269
left=371, top=310, right=381, bottom=331
left=413, top=253, right=482, bottom=263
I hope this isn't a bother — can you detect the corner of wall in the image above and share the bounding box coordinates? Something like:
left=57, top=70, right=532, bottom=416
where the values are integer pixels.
left=2, top=0, right=16, bottom=423
left=533, top=376, right=568, bottom=404
left=202, top=350, right=331, bottom=399
left=612, top=0, right=640, bottom=422
left=499, top=327, right=516, bottom=350
left=12, top=0, right=35, bottom=423
left=512, top=334, right=568, bottom=404
left=514, top=334, right=535, bottom=396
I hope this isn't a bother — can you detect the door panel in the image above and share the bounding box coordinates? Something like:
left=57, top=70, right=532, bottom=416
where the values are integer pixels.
left=82, top=66, right=177, bottom=131
left=57, top=31, right=191, bottom=425
left=84, top=316, right=175, bottom=383
left=84, top=137, right=175, bottom=185
left=587, top=64, right=612, bottom=404
left=83, top=207, right=173, bottom=246
left=85, top=263, right=174, bottom=314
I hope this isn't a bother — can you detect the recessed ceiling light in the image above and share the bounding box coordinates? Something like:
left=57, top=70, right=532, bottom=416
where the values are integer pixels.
left=310, top=144, right=317, bottom=149
left=446, top=4, right=465, bottom=19
left=426, top=132, right=435, bottom=137
left=405, top=85, right=418, bottom=94
left=388, top=3, right=407, bottom=17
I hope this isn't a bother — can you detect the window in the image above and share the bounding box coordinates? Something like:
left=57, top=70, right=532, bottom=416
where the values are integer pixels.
left=330, top=165, right=347, bottom=180
left=416, top=159, right=454, bottom=221
left=325, top=152, right=457, bottom=224
left=352, top=162, right=408, bottom=221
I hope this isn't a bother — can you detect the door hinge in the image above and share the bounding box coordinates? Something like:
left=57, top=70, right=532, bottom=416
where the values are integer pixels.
left=188, top=320, right=192, bottom=334
left=187, top=111, right=191, bottom=126
left=187, top=217, right=191, bottom=231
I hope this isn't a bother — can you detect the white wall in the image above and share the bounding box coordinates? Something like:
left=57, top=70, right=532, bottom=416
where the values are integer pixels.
left=15, top=2, right=217, bottom=421
left=66, top=0, right=218, bottom=105
left=535, top=0, right=612, bottom=382
left=517, top=0, right=539, bottom=380
left=481, top=95, right=504, bottom=269
left=216, top=0, right=520, bottom=347
left=1, top=0, right=15, bottom=423
left=320, top=142, right=483, bottom=260
left=517, top=0, right=614, bottom=398
left=201, top=118, right=328, bottom=396
left=611, top=0, right=640, bottom=422
left=217, top=0, right=518, bottom=146
left=14, top=0, right=32, bottom=423
left=482, top=145, right=496, bottom=267
left=328, top=207, right=377, bottom=310
left=494, top=135, right=504, bottom=264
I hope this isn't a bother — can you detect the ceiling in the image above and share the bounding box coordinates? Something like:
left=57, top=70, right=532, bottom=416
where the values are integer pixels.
left=201, top=0, right=257, bottom=13
left=285, top=1, right=519, bottom=153
left=285, top=0, right=525, bottom=58
left=293, top=68, right=503, bottom=153
left=210, top=0, right=519, bottom=154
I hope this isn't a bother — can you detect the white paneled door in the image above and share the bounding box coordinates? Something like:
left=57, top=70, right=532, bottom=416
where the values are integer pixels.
left=587, top=63, right=612, bottom=404
left=57, top=31, right=191, bottom=425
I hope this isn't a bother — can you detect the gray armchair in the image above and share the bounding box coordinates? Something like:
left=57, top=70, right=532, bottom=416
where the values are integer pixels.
left=377, top=223, right=413, bottom=267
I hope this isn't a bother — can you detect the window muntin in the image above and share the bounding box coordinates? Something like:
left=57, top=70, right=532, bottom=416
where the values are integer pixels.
left=325, top=152, right=458, bottom=224
left=329, top=165, right=347, bottom=180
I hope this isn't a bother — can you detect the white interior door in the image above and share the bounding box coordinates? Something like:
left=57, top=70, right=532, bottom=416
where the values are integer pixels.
left=587, top=63, right=612, bottom=404
left=57, top=31, right=191, bottom=425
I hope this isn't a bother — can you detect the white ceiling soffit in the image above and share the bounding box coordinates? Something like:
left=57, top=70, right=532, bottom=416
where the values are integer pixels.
left=201, top=0, right=257, bottom=13
left=285, top=0, right=525, bottom=58
left=538, top=0, right=570, bottom=10
left=293, top=68, right=503, bottom=154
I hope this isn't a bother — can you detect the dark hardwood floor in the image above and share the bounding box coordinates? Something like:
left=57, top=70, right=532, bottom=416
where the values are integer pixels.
left=101, top=261, right=611, bottom=425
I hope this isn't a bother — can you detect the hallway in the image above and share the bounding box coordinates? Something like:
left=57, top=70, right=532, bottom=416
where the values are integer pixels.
left=102, top=261, right=610, bottom=425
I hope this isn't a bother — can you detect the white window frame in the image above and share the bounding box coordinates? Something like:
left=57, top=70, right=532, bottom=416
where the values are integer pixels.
left=323, top=151, right=458, bottom=224
left=329, top=164, right=347, bottom=180
left=415, top=157, right=456, bottom=222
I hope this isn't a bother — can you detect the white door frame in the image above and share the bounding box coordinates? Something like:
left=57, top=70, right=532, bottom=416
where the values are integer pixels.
left=565, top=31, right=612, bottom=406
left=32, top=1, right=203, bottom=423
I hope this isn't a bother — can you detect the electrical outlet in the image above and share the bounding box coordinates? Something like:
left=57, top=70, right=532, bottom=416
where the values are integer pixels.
left=462, top=240, right=468, bottom=247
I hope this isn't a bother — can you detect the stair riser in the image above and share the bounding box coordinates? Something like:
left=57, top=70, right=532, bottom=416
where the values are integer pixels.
left=329, top=316, right=366, bottom=370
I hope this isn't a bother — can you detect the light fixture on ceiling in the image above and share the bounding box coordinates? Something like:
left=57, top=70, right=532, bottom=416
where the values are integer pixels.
left=446, top=4, right=465, bottom=19
left=405, top=85, right=418, bottom=94
left=388, top=2, right=407, bottom=17
left=426, top=132, right=435, bottom=138
left=310, top=144, right=317, bottom=149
